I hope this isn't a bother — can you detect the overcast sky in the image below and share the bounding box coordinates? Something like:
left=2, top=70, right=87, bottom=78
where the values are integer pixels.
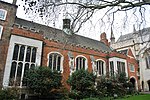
left=2, top=0, right=150, bottom=41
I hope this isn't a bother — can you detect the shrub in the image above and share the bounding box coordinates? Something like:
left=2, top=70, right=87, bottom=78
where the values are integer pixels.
left=24, top=66, right=64, bottom=99
left=96, top=72, right=130, bottom=98
left=67, top=69, right=96, bottom=99
left=0, top=88, right=18, bottom=100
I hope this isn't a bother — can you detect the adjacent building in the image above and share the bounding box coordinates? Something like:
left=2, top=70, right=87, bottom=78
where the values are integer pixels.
left=111, top=26, right=150, bottom=91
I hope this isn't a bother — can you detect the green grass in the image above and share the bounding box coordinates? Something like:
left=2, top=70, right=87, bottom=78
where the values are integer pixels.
left=116, top=94, right=150, bottom=100
left=82, top=94, right=150, bottom=100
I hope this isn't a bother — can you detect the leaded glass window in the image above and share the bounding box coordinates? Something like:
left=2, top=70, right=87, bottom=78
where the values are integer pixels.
left=110, top=61, right=114, bottom=76
left=76, top=57, right=86, bottom=70
left=9, top=44, right=37, bottom=86
left=0, top=9, right=7, bottom=20
left=117, top=61, right=125, bottom=74
left=48, top=53, right=62, bottom=71
left=96, top=60, right=104, bottom=75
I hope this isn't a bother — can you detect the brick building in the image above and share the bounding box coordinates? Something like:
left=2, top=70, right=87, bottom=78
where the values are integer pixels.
left=0, top=0, right=139, bottom=93
left=0, top=1, right=17, bottom=88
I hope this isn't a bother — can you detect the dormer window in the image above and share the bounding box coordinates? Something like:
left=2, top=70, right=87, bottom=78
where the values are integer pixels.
left=0, top=9, right=7, bottom=20
left=0, top=25, right=3, bottom=39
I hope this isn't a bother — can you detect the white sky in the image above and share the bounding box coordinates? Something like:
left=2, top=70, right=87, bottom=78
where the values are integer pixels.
left=2, top=0, right=150, bottom=41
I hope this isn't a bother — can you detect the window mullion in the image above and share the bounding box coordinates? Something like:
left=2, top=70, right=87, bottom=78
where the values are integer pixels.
left=14, top=62, right=18, bottom=84
left=17, top=45, right=21, bottom=61
left=81, top=58, right=83, bottom=69
left=100, top=62, right=102, bottom=75
left=22, top=46, right=27, bottom=63
left=120, top=63, right=122, bottom=72
left=78, top=58, right=80, bottom=70
left=98, top=61, right=99, bottom=75
left=20, top=63, right=25, bottom=87
left=56, top=55, right=58, bottom=70
left=112, top=62, right=114, bottom=75
left=20, top=46, right=27, bottom=86
left=30, top=47, right=33, bottom=63
left=52, top=54, right=54, bottom=70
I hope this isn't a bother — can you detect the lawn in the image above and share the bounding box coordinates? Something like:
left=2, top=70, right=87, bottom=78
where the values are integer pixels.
left=82, top=94, right=150, bottom=100
left=116, top=94, right=150, bottom=100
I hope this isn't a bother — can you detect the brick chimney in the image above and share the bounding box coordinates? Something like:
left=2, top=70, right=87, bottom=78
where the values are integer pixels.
left=100, top=32, right=109, bottom=46
left=12, top=0, right=17, bottom=5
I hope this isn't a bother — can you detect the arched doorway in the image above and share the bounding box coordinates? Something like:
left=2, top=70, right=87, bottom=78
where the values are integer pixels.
left=147, top=80, right=150, bottom=91
left=130, top=77, right=136, bottom=89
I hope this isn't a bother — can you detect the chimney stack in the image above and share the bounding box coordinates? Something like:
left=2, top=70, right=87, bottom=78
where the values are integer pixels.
left=12, top=0, right=17, bottom=5
left=63, top=19, right=71, bottom=29
left=100, top=32, right=109, bottom=46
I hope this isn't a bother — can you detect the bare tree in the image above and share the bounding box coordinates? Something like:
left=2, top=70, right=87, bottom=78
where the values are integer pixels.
left=20, top=0, right=150, bottom=34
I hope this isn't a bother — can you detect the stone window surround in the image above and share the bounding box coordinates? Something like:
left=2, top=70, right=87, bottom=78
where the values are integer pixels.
left=47, top=52, right=64, bottom=73
left=75, top=55, right=88, bottom=70
left=9, top=44, right=37, bottom=87
left=0, top=9, right=7, bottom=20
left=3, top=35, right=42, bottom=88
left=0, top=25, right=3, bottom=39
left=109, top=57, right=128, bottom=77
left=95, top=59, right=106, bottom=76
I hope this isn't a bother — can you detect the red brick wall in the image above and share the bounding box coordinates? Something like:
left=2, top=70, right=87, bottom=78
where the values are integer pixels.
left=126, top=49, right=140, bottom=90
left=12, top=27, right=44, bottom=41
left=42, top=39, right=108, bottom=88
left=11, top=27, right=109, bottom=89
left=11, top=27, right=140, bottom=89
left=6, top=23, right=140, bottom=90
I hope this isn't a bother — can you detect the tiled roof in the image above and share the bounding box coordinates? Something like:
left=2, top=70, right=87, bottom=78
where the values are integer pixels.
left=14, top=18, right=112, bottom=52
left=117, top=33, right=133, bottom=42
left=117, top=27, right=150, bottom=42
